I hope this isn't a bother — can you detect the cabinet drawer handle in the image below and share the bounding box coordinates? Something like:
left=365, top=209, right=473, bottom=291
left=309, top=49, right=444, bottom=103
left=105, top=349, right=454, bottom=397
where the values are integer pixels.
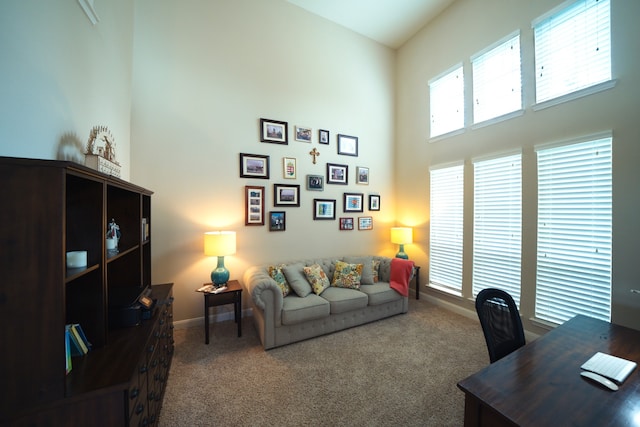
left=135, top=403, right=145, bottom=414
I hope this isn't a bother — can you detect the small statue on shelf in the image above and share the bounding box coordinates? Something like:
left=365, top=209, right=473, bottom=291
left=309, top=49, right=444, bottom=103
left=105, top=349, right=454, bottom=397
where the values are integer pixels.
left=106, top=218, right=121, bottom=255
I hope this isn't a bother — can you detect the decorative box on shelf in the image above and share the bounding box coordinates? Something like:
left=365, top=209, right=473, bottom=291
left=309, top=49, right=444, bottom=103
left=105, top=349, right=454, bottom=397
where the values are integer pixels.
left=85, top=154, right=121, bottom=178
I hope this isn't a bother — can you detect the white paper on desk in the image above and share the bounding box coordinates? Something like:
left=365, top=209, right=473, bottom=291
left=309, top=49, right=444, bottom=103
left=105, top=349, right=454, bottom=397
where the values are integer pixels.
left=581, top=352, right=637, bottom=384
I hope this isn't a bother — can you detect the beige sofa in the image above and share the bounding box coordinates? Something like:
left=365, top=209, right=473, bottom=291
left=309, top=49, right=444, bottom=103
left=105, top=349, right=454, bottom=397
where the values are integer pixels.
left=243, top=256, right=408, bottom=350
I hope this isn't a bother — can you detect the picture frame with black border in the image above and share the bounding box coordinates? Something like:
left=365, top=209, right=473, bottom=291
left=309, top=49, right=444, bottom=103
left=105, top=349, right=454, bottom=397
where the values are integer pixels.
left=339, top=217, right=354, bottom=230
left=356, top=166, right=369, bottom=184
left=245, top=186, right=265, bottom=226
left=327, top=163, right=348, bottom=185
left=306, top=174, right=324, bottom=191
left=240, top=153, right=270, bottom=179
left=337, top=134, right=358, bottom=156
left=313, top=199, right=336, bottom=220
left=358, top=216, right=373, bottom=230
left=269, top=211, right=286, bottom=231
left=343, top=192, right=364, bottom=212
left=369, top=194, right=380, bottom=211
left=319, top=129, right=330, bottom=144
left=295, top=126, right=312, bottom=142
left=260, top=118, right=288, bottom=144
left=273, top=184, right=300, bottom=207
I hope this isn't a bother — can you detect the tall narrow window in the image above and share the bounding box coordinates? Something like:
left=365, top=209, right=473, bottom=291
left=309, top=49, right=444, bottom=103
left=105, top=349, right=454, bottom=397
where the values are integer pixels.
left=429, top=164, right=464, bottom=295
left=533, top=0, right=611, bottom=104
left=429, top=65, right=464, bottom=138
left=472, top=153, right=522, bottom=305
left=472, top=32, right=522, bottom=124
left=535, top=134, right=612, bottom=324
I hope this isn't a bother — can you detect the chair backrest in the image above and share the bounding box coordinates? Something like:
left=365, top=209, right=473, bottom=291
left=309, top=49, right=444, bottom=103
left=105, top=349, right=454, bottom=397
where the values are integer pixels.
left=475, top=288, right=526, bottom=363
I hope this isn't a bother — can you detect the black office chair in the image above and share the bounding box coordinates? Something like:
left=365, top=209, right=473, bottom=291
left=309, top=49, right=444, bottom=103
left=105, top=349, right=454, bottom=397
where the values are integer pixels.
left=475, top=288, right=525, bottom=363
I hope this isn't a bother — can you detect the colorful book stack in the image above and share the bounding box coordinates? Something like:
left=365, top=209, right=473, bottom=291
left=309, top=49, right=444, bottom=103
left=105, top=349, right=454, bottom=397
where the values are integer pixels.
left=65, top=324, right=93, bottom=374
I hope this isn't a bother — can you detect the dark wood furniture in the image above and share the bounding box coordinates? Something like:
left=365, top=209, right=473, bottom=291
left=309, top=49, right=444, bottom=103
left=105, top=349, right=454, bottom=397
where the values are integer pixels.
left=413, top=265, right=421, bottom=299
left=457, top=315, right=640, bottom=426
left=199, top=280, right=242, bottom=344
left=0, top=157, right=173, bottom=426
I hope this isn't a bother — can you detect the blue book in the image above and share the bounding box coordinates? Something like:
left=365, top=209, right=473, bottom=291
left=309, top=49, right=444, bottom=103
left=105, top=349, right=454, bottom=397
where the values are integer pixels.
left=66, top=324, right=84, bottom=357
left=65, top=328, right=72, bottom=374
left=72, top=324, right=92, bottom=351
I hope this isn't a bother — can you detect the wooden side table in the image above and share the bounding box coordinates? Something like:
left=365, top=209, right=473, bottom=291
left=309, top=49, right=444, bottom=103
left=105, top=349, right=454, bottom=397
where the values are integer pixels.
left=413, top=266, right=421, bottom=300
left=197, top=279, right=242, bottom=344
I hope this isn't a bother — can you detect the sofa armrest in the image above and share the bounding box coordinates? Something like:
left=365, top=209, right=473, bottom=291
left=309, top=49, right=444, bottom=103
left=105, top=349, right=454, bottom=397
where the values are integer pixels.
left=243, top=265, right=284, bottom=324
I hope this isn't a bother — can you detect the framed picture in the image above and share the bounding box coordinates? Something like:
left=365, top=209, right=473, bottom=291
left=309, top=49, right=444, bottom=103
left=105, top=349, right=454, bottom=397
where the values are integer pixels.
left=327, top=163, right=348, bottom=185
left=313, top=199, right=336, bottom=220
left=319, top=129, right=330, bottom=144
left=274, top=184, right=300, bottom=207
left=358, top=216, right=373, bottom=230
left=306, top=174, right=324, bottom=191
left=339, top=217, right=354, bottom=230
left=337, top=134, right=358, bottom=156
left=295, top=126, right=312, bottom=142
left=269, top=211, right=286, bottom=231
left=343, top=193, right=364, bottom=212
left=356, top=166, right=369, bottom=184
left=245, top=186, right=265, bottom=226
left=240, top=153, right=270, bottom=179
left=283, top=157, right=296, bottom=179
left=369, top=195, right=380, bottom=211
left=260, top=118, right=288, bottom=144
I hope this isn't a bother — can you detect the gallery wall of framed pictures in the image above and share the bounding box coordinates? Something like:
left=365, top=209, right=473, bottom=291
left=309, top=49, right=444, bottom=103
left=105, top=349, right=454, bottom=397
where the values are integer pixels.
left=238, top=117, right=383, bottom=231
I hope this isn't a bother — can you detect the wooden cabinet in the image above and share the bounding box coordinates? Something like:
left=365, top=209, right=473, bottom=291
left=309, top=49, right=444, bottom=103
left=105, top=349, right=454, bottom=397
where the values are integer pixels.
left=0, top=157, right=173, bottom=426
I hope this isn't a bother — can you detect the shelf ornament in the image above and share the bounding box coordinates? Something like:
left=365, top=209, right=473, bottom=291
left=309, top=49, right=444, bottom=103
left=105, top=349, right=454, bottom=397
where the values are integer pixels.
left=85, top=126, right=121, bottom=177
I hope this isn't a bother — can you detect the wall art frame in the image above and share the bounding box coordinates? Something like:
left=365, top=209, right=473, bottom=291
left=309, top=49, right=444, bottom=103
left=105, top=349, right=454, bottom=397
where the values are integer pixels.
left=260, top=118, right=288, bottom=144
left=356, top=166, right=369, bottom=184
left=369, top=194, right=380, bottom=211
left=337, top=134, right=358, bottom=156
left=327, top=163, right=348, bottom=185
left=245, top=185, right=265, bottom=226
left=269, top=211, right=286, bottom=231
left=339, top=217, right=354, bottom=230
left=240, top=153, right=270, bottom=179
left=343, top=192, right=364, bottom=213
left=273, top=183, right=300, bottom=207
left=283, top=157, right=296, bottom=179
left=295, top=126, right=312, bottom=142
left=306, top=174, right=324, bottom=191
left=319, top=129, right=330, bottom=144
left=358, top=216, right=373, bottom=230
left=313, top=199, right=336, bottom=220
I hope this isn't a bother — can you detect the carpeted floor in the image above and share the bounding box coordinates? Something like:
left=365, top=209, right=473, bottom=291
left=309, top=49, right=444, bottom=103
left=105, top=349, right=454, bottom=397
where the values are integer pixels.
left=158, top=298, right=489, bottom=426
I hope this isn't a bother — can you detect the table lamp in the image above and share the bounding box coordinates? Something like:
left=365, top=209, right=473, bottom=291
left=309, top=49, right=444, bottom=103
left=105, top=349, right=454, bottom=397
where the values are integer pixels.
left=204, top=231, right=236, bottom=287
left=390, top=227, right=413, bottom=259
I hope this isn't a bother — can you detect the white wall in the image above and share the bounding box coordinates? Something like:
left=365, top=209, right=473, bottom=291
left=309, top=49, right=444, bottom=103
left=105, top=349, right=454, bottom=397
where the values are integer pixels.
left=396, top=0, right=640, bottom=331
left=0, top=0, right=134, bottom=179
left=131, top=0, right=397, bottom=322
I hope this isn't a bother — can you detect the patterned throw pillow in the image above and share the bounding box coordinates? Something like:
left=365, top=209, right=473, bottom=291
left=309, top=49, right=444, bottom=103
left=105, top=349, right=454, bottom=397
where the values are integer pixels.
left=268, top=264, right=291, bottom=297
left=303, top=264, right=330, bottom=295
left=332, top=260, right=363, bottom=289
left=372, top=260, right=381, bottom=283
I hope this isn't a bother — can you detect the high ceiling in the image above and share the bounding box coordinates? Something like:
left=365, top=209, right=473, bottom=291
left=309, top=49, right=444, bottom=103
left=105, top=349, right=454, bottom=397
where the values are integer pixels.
left=287, top=0, right=457, bottom=49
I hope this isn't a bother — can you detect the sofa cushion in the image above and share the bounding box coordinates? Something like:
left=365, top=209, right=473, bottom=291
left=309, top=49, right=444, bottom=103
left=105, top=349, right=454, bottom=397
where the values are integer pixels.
left=320, top=287, right=368, bottom=314
left=281, top=294, right=330, bottom=325
left=268, top=264, right=291, bottom=297
left=343, top=256, right=374, bottom=285
left=283, top=263, right=312, bottom=297
left=359, top=282, right=403, bottom=305
left=303, top=264, right=331, bottom=295
left=332, top=260, right=363, bottom=289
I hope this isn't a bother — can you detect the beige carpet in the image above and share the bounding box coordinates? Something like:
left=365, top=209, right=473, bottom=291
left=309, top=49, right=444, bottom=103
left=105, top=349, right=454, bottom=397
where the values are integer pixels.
left=158, top=298, right=489, bottom=426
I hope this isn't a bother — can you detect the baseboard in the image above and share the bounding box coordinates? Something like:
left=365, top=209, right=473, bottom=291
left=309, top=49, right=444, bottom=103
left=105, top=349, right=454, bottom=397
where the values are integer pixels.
left=174, top=307, right=253, bottom=330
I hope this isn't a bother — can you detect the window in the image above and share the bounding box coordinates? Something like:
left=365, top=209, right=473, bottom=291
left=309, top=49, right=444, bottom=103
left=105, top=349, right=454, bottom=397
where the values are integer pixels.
left=472, top=32, right=522, bottom=124
left=535, top=134, right=612, bottom=324
left=429, top=65, right=464, bottom=138
left=533, top=0, right=611, bottom=104
left=429, top=164, right=464, bottom=294
left=472, top=154, right=522, bottom=305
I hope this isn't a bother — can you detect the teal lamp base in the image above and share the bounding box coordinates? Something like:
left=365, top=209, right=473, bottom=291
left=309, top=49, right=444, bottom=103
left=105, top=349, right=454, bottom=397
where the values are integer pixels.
left=395, top=244, right=409, bottom=260
left=211, top=256, right=230, bottom=287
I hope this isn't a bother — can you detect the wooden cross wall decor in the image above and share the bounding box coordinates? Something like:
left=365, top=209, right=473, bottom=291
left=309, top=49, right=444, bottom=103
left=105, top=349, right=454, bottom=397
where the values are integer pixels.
left=309, top=148, right=320, bottom=164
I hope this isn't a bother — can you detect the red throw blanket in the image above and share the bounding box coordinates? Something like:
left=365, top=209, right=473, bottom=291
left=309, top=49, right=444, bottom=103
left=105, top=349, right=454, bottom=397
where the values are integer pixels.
left=390, top=258, right=415, bottom=297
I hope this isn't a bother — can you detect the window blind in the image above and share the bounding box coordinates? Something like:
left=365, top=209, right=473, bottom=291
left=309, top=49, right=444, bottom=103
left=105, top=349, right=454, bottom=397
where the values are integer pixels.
left=535, top=135, right=612, bottom=324
left=429, top=164, right=464, bottom=294
left=429, top=65, right=464, bottom=138
left=533, top=0, right=611, bottom=104
left=472, top=154, right=522, bottom=306
left=472, top=32, right=522, bottom=124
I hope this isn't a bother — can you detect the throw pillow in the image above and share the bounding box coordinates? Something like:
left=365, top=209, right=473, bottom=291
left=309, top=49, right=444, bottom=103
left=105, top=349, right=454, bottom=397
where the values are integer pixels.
left=303, top=264, right=330, bottom=295
left=343, top=256, right=374, bottom=285
left=372, top=260, right=381, bottom=283
left=283, top=263, right=312, bottom=297
left=268, top=264, right=291, bottom=297
left=332, top=260, right=363, bottom=289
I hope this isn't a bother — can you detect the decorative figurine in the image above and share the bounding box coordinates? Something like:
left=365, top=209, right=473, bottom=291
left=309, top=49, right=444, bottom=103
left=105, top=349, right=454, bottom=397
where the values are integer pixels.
left=106, top=218, right=121, bottom=255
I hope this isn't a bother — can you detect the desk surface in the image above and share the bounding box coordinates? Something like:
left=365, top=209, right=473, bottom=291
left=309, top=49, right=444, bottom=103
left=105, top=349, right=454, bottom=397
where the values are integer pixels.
left=457, top=315, right=640, bottom=426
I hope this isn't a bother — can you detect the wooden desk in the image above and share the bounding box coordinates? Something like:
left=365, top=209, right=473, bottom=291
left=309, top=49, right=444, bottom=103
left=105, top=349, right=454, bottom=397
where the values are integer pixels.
left=198, top=280, right=242, bottom=344
left=457, top=315, right=640, bottom=426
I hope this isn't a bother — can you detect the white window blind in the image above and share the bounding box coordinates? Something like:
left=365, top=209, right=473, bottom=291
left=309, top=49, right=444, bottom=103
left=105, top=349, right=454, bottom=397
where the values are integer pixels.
left=535, top=135, right=612, bottom=324
left=429, top=164, right=464, bottom=294
left=429, top=65, right=464, bottom=138
left=472, top=33, right=522, bottom=124
left=472, top=154, right=522, bottom=306
left=533, top=0, right=611, bottom=104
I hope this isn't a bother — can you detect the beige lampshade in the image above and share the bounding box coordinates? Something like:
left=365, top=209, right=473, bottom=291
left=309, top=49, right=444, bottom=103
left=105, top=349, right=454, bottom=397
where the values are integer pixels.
left=390, top=227, right=413, bottom=245
left=204, top=231, right=236, bottom=256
